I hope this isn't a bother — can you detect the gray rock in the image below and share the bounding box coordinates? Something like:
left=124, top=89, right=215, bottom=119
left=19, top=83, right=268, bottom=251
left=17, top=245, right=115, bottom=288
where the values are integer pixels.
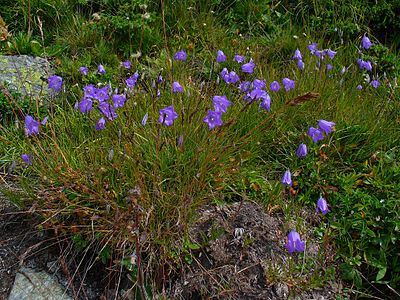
left=8, top=267, right=72, bottom=300
left=0, top=55, right=51, bottom=98
left=273, top=282, right=289, bottom=299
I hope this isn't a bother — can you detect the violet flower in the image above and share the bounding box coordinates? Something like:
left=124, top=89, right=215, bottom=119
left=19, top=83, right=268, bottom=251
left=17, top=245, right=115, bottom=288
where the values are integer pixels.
left=48, top=75, right=63, bottom=93
left=296, top=143, right=307, bottom=158
left=213, top=95, right=231, bottom=113
left=270, top=81, right=280, bottom=93
left=172, top=81, right=183, bottom=93
left=308, top=127, right=324, bottom=143
left=282, top=170, right=292, bottom=186
left=174, top=50, right=187, bottom=61
left=318, top=120, right=336, bottom=135
left=216, top=50, right=227, bottom=63
left=203, top=109, right=223, bottom=129
left=286, top=231, right=305, bottom=253
left=316, top=197, right=330, bottom=215
left=282, top=78, right=295, bottom=91
left=159, top=105, right=178, bottom=126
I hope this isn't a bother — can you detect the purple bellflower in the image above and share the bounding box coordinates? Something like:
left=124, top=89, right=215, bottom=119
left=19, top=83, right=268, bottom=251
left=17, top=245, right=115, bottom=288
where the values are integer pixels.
left=371, top=79, right=380, bottom=88
left=242, top=60, right=255, bottom=74
left=97, top=64, right=106, bottom=74
left=296, top=143, right=307, bottom=158
left=48, top=75, right=63, bottom=93
left=318, top=120, right=336, bottom=135
left=95, top=117, right=106, bottom=130
left=203, top=109, right=223, bottom=130
left=83, top=84, right=96, bottom=98
left=126, top=72, right=139, bottom=88
left=357, top=84, right=363, bottom=90
left=25, top=115, right=40, bottom=136
left=282, top=78, right=295, bottom=91
left=174, top=50, right=187, bottom=61
left=282, top=170, right=292, bottom=186
left=79, top=67, right=89, bottom=75
left=327, top=64, right=333, bottom=71
left=216, top=50, right=227, bottom=63
left=297, top=60, right=305, bottom=70
left=94, top=86, right=109, bottom=102
left=78, top=98, right=93, bottom=113
left=141, top=112, right=148, bottom=126
left=21, top=154, right=32, bottom=165
left=253, top=79, right=266, bottom=90
left=112, top=94, right=126, bottom=108
left=308, top=127, right=324, bottom=143
left=234, top=55, right=244, bottom=63
left=292, top=49, right=302, bottom=60
left=316, top=197, right=330, bottom=215
left=122, top=61, right=131, bottom=69
left=172, top=81, right=183, bottom=93
left=41, top=116, right=48, bottom=125
left=159, top=105, right=178, bottom=126
left=270, top=81, right=280, bottom=93
left=213, top=95, right=231, bottom=113
left=362, top=35, right=372, bottom=49
left=286, top=231, right=305, bottom=253
left=307, top=43, right=318, bottom=55
left=98, top=102, right=117, bottom=121
left=228, top=71, right=240, bottom=84
left=260, top=94, right=271, bottom=111
left=327, top=49, right=337, bottom=59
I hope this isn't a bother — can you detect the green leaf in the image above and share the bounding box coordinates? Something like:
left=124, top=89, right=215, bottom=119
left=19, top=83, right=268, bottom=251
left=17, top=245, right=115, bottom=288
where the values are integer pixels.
left=376, top=267, right=387, bottom=281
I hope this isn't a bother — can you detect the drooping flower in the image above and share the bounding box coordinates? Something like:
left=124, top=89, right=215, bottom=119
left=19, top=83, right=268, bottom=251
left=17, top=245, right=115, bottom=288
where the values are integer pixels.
left=286, top=231, right=305, bottom=253
left=260, top=94, right=271, bottom=111
left=216, top=50, right=227, bottom=63
left=203, top=109, right=223, bottom=130
left=97, top=64, right=106, bottom=74
left=172, top=81, right=183, bottom=93
left=281, top=170, right=292, bottom=186
left=357, top=59, right=372, bottom=71
left=126, top=72, right=139, bottom=88
left=141, top=112, right=148, bottom=126
left=174, top=50, right=187, bottom=61
left=362, top=35, right=372, bottom=49
left=21, top=154, right=32, bottom=165
left=24, top=115, right=40, bottom=136
left=308, top=127, right=324, bottom=143
left=371, top=79, right=380, bottom=89
left=157, top=89, right=161, bottom=97
left=112, top=94, right=126, bottom=108
left=341, top=66, right=346, bottom=74
left=48, top=75, right=63, bottom=92
left=292, top=48, right=302, bottom=60
left=315, top=50, right=325, bottom=59
left=242, top=60, right=255, bottom=74
left=94, top=86, right=109, bottom=102
left=95, top=117, right=106, bottom=130
left=270, top=81, right=280, bottom=93
left=234, top=55, right=244, bottom=63
left=41, top=116, right=48, bottom=125
left=159, top=105, right=178, bottom=126
left=327, top=49, right=337, bottom=59
left=297, top=60, right=305, bottom=70
left=282, top=78, right=295, bottom=91
left=79, top=67, right=89, bottom=75
left=316, top=197, right=330, bottom=215
left=253, top=79, right=266, bottom=89
left=98, top=102, right=117, bottom=121
left=318, top=120, right=336, bottom=135
left=212, top=95, right=231, bottom=113
left=307, top=43, right=318, bottom=55
left=78, top=98, right=93, bottom=113
left=248, top=88, right=267, bottom=102
left=228, top=71, right=240, bottom=84
left=83, top=84, right=96, bottom=98
left=357, top=84, right=363, bottom=90
left=122, top=61, right=131, bottom=69
left=327, top=64, right=333, bottom=71
left=296, top=143, right=307, bottom=158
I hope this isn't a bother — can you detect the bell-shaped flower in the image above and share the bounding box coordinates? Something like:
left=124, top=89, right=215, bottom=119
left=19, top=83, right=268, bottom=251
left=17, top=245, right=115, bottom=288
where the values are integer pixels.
left=126, top=72, right=139, bottom=88
left=260, top=94, right=271, bottom=111
left=122, top=61, right=131, bottom=69
left=95, top=117, right=106, bottom=130
left=203, top=109, right=223, bottom=129
left=270, top=81, right=280, bottom=92
left=48, top=75, right=63, bottom=93
left=97, top=64, right=106, bottom=74
left=174, top=50, right=187, bottom=61
left=159, top=105, right=178, bottom=126
left=98, top=102, right=117, bottom=121
left=282, top=78, right=295, bottom=91
left=297, top=60, right=305, bottom=70
left=286, top=231, right=305, bottom=253
left=21, top=154, right=32, bottom=165
left=216, top=50, right=227, bottom=63
left=24, top=115, right=40, bottom=136
left=112, top=94, right=126, bottom=108
left=292, top=48, right=302, bottom=60
left=79, top=67, right=88, bottom=75
left=241, top=60, right=255, bottom=74
left=172, top=81, right=183, bottom=93
left=316, top=197, right=330, bottom=215
left=296, top=143, right=307, bottom=158
left=234, top=55, right=244, bottom=63
left=308, top=127, right=324, bottom=143
left=318, top=120, right=336, bottom=135
left=78, top=98, right=93, bottom=114
left=281, top=170, right=292, bottom=186
left=371, top=79, right=380, bottom=89
left=327, top=49, right=337, bottom=59
left=213, top=95, right=231, bottom=113
left=253, top=79, right=266, bottom=89
left=362, top=35, right=372, bottom=49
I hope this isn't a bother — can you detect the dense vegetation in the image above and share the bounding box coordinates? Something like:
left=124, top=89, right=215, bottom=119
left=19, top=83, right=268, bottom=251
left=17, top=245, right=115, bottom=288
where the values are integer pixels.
left=1, top=1, right=399, bottom=299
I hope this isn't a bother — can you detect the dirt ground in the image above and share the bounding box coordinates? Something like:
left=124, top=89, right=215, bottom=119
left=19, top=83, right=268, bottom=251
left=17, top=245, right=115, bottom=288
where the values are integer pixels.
left=1, top=186, right=345, bottom=299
